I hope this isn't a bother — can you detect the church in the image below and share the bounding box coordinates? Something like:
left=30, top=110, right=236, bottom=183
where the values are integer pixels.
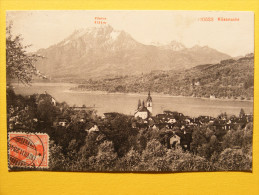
left=134, top=91, right=152, bottom=119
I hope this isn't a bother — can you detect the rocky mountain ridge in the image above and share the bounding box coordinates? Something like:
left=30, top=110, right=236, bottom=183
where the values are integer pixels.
left=35, top=25, right=231, bottom=80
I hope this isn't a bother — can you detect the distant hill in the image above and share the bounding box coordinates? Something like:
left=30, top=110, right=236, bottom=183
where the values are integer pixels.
left=35, top=25, right=230, bottom=80
left=74, top=55, right=254, bottom=100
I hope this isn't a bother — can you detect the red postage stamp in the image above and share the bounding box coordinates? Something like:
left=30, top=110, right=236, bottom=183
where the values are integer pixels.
left=8, top=132, right=49, bottom=169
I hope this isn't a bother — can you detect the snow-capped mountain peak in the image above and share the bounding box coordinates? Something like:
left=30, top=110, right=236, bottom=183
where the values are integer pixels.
left=36, top=25, right=231, bottom=79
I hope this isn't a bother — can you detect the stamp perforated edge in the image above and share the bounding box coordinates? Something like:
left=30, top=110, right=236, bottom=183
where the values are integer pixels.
left=8, top=132, right=50, bottom=170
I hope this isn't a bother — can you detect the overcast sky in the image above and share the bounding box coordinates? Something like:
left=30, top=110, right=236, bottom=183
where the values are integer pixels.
left=7, top=10, right=254, bottom=57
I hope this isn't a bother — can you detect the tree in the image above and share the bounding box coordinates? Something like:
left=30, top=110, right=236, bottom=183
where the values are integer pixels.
left=138, top=99, right=141, bottom=108
left=137, top=139, right=170, bottom=171
left=88, top=141, right=118, bottom=171
left=99, top=113, right=135, bottom=157
left=6, top=22, right=44, bottom=85
left=244, top=78, right=253, bottom=89
left=190, top=125, right=209, bottom=155
left=216, top=148, right=252, bottom=171
left=239, top=108, right=245, bottom=118
left=78, top=132, right=99, bottom=160
left=37, top=98, right=59, bottom=125
left=176, top=154, right=215, bottom=172
left=49, top=141, right=67, bottom=171
left=116, top=148, right=141, bottom=171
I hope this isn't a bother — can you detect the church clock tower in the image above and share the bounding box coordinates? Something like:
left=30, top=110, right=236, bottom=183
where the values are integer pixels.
left=146, top=91, right=152, bottom=114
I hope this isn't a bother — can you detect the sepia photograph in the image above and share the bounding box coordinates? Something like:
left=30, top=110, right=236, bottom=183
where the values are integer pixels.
left=6, top=10, right=254, bottom=172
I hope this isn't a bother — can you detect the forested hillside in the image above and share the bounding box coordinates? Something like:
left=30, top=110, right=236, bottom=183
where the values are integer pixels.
left=74, top=55, right=254, bottom=100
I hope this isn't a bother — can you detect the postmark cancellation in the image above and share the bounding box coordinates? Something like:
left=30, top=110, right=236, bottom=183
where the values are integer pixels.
left=8, top=132, right=49, bottom=170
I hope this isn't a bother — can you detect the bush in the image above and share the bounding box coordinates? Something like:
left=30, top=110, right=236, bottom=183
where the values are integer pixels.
left=215, top=148, right=252, bottom=171
left=88, top=141, right=118, bottom=171
left=49, top=141, right=67, bottom=171
left=116, top=148, right=142, bottom=171
left=136, top=140, right=170, bottom=172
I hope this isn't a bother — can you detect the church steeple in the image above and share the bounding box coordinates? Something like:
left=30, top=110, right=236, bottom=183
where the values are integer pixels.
left=142, top=100, right=145, bottom=108
left=147, top=91, right=152, bottom=102
left=146, top=91, right=152, bottom=114
left=134, top=91, right=153, bottom=119
left=138, top=99, right=141, bottom=108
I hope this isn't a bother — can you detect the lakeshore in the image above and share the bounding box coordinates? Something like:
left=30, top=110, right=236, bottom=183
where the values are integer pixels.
left=12, top=82, right=253, bottom=117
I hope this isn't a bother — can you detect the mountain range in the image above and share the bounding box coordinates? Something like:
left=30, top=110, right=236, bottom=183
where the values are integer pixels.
left=35, top=25, right=231, bottom=80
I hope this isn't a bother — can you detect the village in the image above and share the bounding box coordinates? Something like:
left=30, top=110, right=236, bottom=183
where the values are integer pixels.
left=102, top=91, right=253, bottom=150
left=7, top=89, right=253, bottom=152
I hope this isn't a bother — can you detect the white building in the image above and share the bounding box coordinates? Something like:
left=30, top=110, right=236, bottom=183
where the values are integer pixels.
left=134, top=106, right=149, bottom=119
left=134, top=92, right=152, bottom=119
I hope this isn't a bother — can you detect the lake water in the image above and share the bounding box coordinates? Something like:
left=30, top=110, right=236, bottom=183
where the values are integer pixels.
left=12, top=83, right=253, bottom=117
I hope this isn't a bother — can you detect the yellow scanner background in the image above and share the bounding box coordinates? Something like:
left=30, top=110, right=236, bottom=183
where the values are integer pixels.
left=0, top=0, right=258, bottom=194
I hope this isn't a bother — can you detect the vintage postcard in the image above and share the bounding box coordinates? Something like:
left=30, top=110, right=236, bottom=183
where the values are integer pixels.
left=6, top=10, right=254, bottom=172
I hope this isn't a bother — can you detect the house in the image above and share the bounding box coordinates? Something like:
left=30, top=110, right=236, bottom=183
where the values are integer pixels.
left=79, top=118, right=85, bottom=123
left=136, top=122, right=149, bottom=129
left=194, top=81, right=200, bottom=86
left=59, top=121, right=67, bottom=127
left=58, top=118, right=68, bottom=127
left=245, top=114, right=253, bottom=122
left=167, top=118, right=177, bottom=124
left=169, top=134, right=181, bottom=149
left=51, top=97, right=56, bottom=106
left=53, top=118, right=69, bottom=127
left=163, top=111, right=184, bottom=120
left=163, top=110, right=174, bottom=116
left=86, top=125, right=99, bottom=133
left=38, top=91, right=57, bottom=106
left=210, top=95, right=216, bottom=99
left=131, top=122, right=137, bottom=128
left=198, top=116, right=211, bottom=123
left=179, top=131, right=192, bottom=151
left=134, top=106, right=150, bottom=119
left=71, top=106, right=94, bottom=111
left=102, top=112, right=119, bottom=119
left=156, top=114, right=167, bottom=120
left=156, top=123, right=167, bottom=129
left=151, top=124, right=158, bottom=130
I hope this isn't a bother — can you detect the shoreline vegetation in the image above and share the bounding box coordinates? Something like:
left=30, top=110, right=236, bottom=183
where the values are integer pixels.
left=12, top=81, right=253, bottom=103
left=68, top=88, right=254, bottom=103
